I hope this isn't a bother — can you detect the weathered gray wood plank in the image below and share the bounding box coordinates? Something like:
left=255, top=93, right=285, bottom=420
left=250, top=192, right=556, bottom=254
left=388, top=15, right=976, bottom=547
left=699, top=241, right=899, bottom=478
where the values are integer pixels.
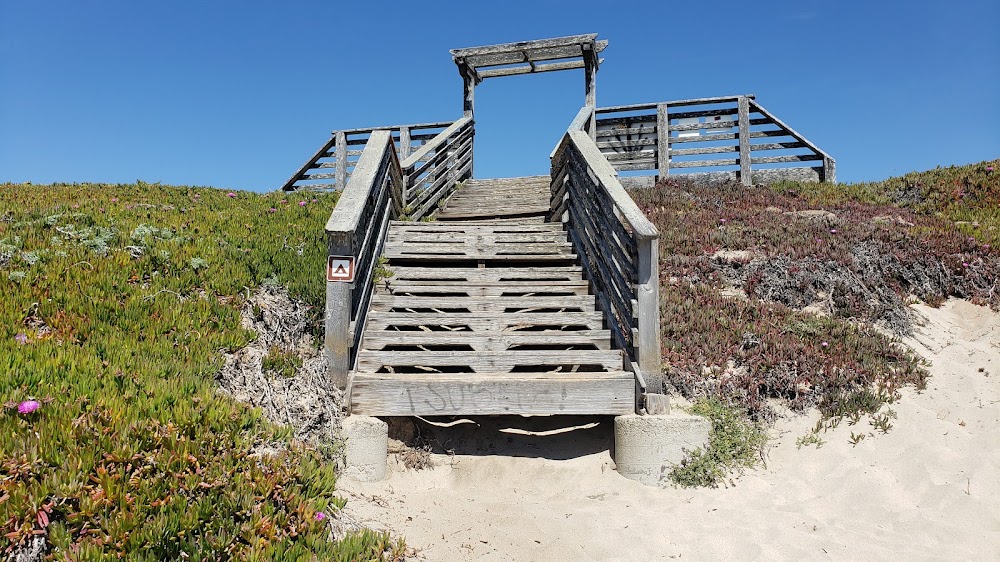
left=361, top=331, right=611, bottom=350
left=349, top=373, right=635, bottom=416
left=357, top=349, right=623, bottom=371
left=363, top=312, right=606, bottom=331
left=370, top=295, right=596, bottom=312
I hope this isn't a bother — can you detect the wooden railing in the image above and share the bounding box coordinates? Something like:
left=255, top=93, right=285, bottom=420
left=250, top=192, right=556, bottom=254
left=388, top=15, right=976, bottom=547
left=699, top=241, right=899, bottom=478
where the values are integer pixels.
left=324, top=119, right=474, bottom=388
left=594, top=95, right=835, bottom=187
left=550, top=106, right=663, bottom=402
left=281, top=121, right=459, bottom=192
left=400, top=116, right=474, bottom=218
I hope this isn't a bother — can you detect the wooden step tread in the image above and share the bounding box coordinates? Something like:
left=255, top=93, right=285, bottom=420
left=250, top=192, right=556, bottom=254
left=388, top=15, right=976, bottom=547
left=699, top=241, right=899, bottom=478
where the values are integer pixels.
left=348, top=372, right=634, bottom=416
left=361, top=330, right=611, bottom=350
left=357, top=349, right=624, bottom=372
left=363, top=311, right=606, bottom=331
left=376, top=284, right=590, bottom=296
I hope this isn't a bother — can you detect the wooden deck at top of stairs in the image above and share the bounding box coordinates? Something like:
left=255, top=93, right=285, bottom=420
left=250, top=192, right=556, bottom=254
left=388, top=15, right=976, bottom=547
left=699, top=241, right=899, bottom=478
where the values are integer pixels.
left=347, top=177, right=635, bottom=417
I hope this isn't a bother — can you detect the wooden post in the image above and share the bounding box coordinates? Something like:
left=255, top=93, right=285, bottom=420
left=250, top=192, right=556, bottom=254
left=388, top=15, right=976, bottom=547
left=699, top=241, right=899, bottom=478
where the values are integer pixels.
left=335, top=131, right=348, bottom=190
left=399, top=126, right=411, bottom=161
left=583, top=49, right=597, bottom=108
left=823, top=157, right=836, bottom=183
left=583, top=49, right=598, bottom=140
left=399, top=127, right=411, bottom=207
left=636, top=235, right=662, bottom=394
left=737, top=96, right=751, bottom=187
left=462, top=70, right=475, bottom=118
left=656, top=103, right=670, bottom=182
left=326, top=231, right=353, bottom=389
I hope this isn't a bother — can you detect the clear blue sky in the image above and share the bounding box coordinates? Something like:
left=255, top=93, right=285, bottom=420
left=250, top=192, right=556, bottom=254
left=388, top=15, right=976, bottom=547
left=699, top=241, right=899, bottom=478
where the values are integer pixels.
left=1, top=1, right=997, bottom=191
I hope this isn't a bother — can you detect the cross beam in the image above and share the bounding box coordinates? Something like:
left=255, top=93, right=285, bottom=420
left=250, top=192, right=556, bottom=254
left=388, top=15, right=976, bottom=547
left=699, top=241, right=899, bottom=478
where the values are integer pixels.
left=450, top=34, right=608, bottom=117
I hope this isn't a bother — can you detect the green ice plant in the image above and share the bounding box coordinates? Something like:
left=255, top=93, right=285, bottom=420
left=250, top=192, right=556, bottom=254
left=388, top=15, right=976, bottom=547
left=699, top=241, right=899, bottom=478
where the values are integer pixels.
left=0, top=183, right=405, bottom=559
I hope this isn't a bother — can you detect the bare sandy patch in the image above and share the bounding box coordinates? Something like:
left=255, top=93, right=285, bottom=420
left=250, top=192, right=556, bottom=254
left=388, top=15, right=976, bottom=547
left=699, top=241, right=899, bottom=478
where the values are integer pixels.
left=338, top=299, right=999, bottom=561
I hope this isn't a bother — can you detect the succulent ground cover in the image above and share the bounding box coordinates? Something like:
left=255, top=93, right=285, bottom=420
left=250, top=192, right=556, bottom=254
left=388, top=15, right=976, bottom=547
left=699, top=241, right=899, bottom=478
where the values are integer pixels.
left=631, top=159, right=999, bottom=422
left=0, top=183, right=405, bottom=560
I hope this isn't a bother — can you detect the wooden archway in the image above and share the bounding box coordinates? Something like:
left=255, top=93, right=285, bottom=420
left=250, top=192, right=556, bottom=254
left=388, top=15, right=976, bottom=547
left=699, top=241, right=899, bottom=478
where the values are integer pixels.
left=450, top=34, right=608, bottom=118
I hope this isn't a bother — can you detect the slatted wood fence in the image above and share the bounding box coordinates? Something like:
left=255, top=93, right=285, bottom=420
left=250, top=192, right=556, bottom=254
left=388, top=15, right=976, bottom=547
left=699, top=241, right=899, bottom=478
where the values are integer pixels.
left=594, top=95, right=835, bottom=187
left=324, top=119, right=474, bottom=385
left=550, top=106, right=662, bottom=396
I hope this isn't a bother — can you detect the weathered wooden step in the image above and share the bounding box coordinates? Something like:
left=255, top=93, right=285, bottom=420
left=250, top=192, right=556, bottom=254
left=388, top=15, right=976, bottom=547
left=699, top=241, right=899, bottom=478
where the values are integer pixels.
left=357, top=349, right=624, bottom=372
left=387, top=266, right=583, bottom=282
left=376, top=284, right=591, bottom=296
left=348, top=372, right=635, bottom=416
left=361, top=330, right=611, bottom=350
left=370, top=295, right=596, bottom=312
left=363, top=311, right=606, bottom=331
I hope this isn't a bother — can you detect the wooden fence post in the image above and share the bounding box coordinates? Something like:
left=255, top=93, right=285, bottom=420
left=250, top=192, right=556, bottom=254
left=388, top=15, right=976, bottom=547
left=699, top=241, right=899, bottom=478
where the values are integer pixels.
left=656, top=103, right=670, bottom=182
left=823, top=157, right=836, bottom=183
left=637, top=235, right=662, bottom=394
left=335, top=131, right=348, bottom=191
left=737, top=96, right=751, bottom=186
left=325, top=231, right=354, bottom=390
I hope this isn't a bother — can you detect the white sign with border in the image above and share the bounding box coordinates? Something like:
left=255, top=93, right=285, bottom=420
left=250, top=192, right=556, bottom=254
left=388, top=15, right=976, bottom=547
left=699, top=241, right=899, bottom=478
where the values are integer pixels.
left=327, top=255, right=355, bottom=282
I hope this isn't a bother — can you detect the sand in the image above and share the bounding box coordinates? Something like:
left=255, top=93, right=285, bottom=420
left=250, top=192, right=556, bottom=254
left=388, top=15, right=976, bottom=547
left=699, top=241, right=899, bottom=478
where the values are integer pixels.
left=338, top=299, right=1000, bottom=561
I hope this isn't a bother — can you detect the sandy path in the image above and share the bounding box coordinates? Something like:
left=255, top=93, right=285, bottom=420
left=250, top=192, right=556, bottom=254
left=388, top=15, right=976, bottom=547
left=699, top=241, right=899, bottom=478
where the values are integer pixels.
left=339, top=300, right=1000, bottom=561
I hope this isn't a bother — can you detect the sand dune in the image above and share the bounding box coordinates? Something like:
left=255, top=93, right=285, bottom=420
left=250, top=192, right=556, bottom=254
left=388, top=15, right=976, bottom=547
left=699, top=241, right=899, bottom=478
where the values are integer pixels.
left=339, top=299, right=1000, bottom=561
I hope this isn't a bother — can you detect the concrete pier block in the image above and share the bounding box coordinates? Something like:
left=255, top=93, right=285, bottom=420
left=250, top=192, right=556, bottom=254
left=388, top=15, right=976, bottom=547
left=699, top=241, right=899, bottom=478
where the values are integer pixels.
left=342, top=416, right=388, bottom=482
left=614, top=413, right=711, bottom=486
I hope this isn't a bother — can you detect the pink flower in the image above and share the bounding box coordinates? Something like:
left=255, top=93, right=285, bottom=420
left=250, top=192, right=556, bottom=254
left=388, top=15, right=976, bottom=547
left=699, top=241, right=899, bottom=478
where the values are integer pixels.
left=314, top=511, right=326, bottom=521
left=988, top=166, right=994, bottom=171
left=830, top=229, right=837, bottom=234
left=281, top=199, right=288, bottom=204
left=18, top=400, right=40, bottom=414
left=268, top=208, right=277, bottom=213
left=963, top=262, right=969, bottom=267
left=821, top=341, right=829, bottom=347
left=14, top=333, right=28, bottom=345
left=72, top=204, right=79, bottom=209
left=719, top=218, right=727, bottom=224
left=298, top=201, right=307, bottom=207
left=110, top=197, right=118, bottom=203
left=312, top=199, right=318, bottom=203
left=226, top=192, right=236, bottom=198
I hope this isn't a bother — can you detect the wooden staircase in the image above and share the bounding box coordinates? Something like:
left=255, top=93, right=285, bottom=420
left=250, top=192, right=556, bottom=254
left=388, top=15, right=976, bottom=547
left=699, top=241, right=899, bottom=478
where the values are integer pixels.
left=347, top=177, right=635, bottom=416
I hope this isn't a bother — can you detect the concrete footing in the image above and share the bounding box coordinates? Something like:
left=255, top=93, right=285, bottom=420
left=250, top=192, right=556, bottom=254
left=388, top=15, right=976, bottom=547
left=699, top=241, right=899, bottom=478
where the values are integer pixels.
left=342, top=416, right=388, bottom=482
left=614, top=412, right=711, bottom=486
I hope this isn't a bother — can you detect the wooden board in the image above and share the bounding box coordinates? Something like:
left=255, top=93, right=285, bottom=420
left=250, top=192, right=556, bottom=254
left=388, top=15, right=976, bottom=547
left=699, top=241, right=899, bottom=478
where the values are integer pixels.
left=349, top=372, right=635, bottom=416
left=362, top=311, right=606, bottom=331
left=369, top=295, right=595, bottom=312
left=361, top=330, right=611, bottom=350
left=357, top=349, right=623, bottom=372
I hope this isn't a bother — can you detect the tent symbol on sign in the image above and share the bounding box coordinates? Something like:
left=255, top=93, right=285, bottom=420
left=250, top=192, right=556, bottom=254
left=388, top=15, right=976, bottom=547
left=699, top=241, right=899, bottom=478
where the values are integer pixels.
left=327, top=256, right=355, bottom=282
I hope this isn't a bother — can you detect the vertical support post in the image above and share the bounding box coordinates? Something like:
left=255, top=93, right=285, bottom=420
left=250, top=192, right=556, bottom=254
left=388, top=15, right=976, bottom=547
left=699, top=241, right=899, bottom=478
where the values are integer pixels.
left=399, top=126, right=411, bottom=161
left=636, top=235, right=662, bottom=394
left=656, top=103, right=670, bottom=182
left=737, top=96, right=752, bottom=187
left=583, top=50, right=597, bottom=141
left=462, top=70, right=475, bottom=118
left=823, top=157, right=836, bottom=183
left=399, top=127, right=411, bottom=207
left=326, top=231, right=354, bottom=390
left=335, top=131, right=348, bottom=190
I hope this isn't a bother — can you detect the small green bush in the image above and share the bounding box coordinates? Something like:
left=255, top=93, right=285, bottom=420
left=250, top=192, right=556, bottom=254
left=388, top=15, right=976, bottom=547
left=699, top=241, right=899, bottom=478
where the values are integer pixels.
left=668, top=398, right=767, bottom=488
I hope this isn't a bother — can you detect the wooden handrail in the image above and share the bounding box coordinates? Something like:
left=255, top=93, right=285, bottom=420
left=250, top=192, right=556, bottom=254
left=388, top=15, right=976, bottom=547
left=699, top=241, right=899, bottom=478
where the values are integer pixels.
left=550, top=111, right=662, bottom=403
left=401, top=116, right=475, bottom=220
left=322, top=118, right=474, bottom=387
left=324, top=130, right=404, bottom=388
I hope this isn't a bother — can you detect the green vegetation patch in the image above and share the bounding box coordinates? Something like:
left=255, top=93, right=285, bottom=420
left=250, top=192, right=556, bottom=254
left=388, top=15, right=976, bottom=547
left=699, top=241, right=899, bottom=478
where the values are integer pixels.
left=0, top=182, right=404, bottom=559
left=668, top=398, right=768, bottom=488
left=632, top=160, right=999, bottom=426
